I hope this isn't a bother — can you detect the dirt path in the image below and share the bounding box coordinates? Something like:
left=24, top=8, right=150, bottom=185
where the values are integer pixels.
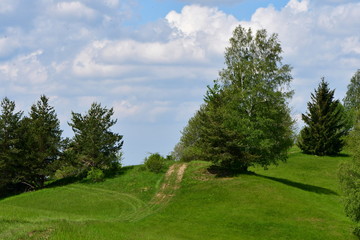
left=151, top=163, right=187, bottom=205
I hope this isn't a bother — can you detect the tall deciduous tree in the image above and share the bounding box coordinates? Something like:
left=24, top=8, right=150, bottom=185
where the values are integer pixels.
left=0, top=98, right=23, bottom=190
left=339, top=111, right=360, bottom=237
left=19, top=95, right=63, bottom=189
left=298, top=79, right=348, bottom=156
left=174, top=26, right=294, bottom=172
left=343, top=69, right=360, bottom=126
left=68, top=103, right=123, bottom=172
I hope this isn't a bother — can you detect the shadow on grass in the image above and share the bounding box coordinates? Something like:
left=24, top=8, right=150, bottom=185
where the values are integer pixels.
left=207, top=165, right=253, bottom=178
left=255, top=174, right=339, bottom=195
left=46, top=165, right=136, bottom=188
left=0, top=166, right=137, bottom=201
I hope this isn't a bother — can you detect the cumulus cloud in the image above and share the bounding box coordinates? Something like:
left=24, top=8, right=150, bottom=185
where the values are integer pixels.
left=71, top=5, right=238, bottom=82
left=51, top=1, right=97, bottom=20
left=1, top=0, right=359, bottom=164
left=0, top=50, right=48, bottom=84
left=240, top=0, right=360, bottom=127
left=177, top=0, right=244, bottom=5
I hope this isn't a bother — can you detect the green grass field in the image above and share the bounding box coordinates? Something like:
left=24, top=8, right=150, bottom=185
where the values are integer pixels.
left=0, top=147, right=357, bottom=239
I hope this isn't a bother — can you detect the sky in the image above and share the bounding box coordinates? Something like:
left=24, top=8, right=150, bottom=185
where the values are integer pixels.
left=0, top=0, right=359, bottom=166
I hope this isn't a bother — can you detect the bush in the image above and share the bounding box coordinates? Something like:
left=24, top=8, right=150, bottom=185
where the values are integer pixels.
left=144, top=153, right=166, bottom=173
left=86, top=167, right=105, bottom=182
left=54, top=165, right=82, bottom=180
left=354, top=226, right=360, bottom=239
left=339, top=111, right=360, bottom=238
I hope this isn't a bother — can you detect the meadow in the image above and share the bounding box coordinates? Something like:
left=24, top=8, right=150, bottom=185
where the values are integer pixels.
left=0, top=147, right=356, bottom=240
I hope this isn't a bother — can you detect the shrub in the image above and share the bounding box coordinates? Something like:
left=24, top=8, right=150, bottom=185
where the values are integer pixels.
left=144, top=153, right=166, bottom=173
left=54, top=165, right=82, bottom=180
left=86, top=167, right=105, bottom=182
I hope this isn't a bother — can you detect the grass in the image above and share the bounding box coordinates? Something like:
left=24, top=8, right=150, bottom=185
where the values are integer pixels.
left=0, top=147, right=357, bottom=239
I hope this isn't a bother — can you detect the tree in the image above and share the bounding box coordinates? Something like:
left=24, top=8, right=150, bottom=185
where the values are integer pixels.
left=339, top=111, right=360, bottom=237
left=18, top=95, right=63, bottom=189
left=174, top=25, right=294, bottom=172
left=68, top=103, right=123, bottom=173
left=343, top=69, right=360, bottom=126
left=298, top=79, right=348, bottom=156
left=0, top=98, right=23, bottom=191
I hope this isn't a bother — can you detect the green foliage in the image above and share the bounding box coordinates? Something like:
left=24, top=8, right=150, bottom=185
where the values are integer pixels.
left=174, top=25, right=294, bottom=172
left=0, top=149, right=354, bottom=240
left=19, top=95, right=63, bottom=189
left=68, top=102, right=123, bottom=173
left=144, top=153, right=166, bottom=173
left=54, top=165, right=81, bottom=180
left=344, top=69, right=360, bottom=127
left=298, top=79, right=349, bottom=156
left=0, top=98, right=23, bottom=190
left=86, top=168, right=105, bottom=182
left=339, top=111, right=360, bottom=238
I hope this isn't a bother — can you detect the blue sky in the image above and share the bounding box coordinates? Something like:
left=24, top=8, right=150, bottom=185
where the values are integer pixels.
left=0, top=0, right=359, bottom=165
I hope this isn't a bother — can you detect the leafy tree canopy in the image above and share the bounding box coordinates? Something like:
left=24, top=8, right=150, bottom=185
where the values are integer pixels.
left=174, top=25, right=294, bottom=172
left=343, top=69, right=360, bottom=126
left=339, top=111, right=360, bottom=237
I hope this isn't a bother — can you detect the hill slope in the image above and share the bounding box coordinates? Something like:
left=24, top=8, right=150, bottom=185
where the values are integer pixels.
left=0, top=148, right=356, bottom=240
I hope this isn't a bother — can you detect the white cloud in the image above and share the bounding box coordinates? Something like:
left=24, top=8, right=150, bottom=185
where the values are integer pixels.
left=71, top=5, right=238, bottom=81
left=239, top=0, right=360, bottom=127
left=104, top=0, right=120, bottom=8
left=52, top=1, right=97, bottom=20
left=342, top=37, right=360, bottom=54
left=113, top=99, right=171, bottom=122
left=286, top=0, right=309, bottom=13
left=317, top=2, right=360, bottom=34
left=0, top=37, right=19, bottom=58
left=0, top=50, right=48, bottom=84
left=1, top=1, right=359, bottom=164
left=178, top=0, right=244, bottom=5
left=113, top=100, right=141, bottom=119
left=166, top=5, right=238, bottom=55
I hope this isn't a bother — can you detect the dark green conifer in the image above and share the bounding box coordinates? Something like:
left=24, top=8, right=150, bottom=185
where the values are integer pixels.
left=298, top=78, right=348, bottom=155
left=68, top=103, right=123, bottom=173
left=0, top=98, right=23, bottom=191
left=19, top=95, right=63, bottom=189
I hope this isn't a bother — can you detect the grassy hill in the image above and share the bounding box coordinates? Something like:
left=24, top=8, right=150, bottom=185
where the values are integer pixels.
left=0, top=147, right=357, bottom=240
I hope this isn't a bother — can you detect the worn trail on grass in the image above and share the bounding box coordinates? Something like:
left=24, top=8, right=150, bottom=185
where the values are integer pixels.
left=0, top=163, right=189, bottom=238
left=151, top=163, right=187, bottom=205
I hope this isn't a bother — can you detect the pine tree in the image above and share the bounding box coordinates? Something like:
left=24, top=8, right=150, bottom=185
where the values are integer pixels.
left=19, top=95, right=63, bottom=189
left=68, top=103, right=123, bottom=173
left=0, top=98, right=23, bottom=191
left=298, top=78, right=348, bottom=156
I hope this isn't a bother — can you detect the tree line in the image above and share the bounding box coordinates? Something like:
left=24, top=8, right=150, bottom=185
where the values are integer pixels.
left=1, top=24, right=359, bottom=237
left=0, top=95, right=123, bottom=196
left=172, top=25, right=359, bottom=236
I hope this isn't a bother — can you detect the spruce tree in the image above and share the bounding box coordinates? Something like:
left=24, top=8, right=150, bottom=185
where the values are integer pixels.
left=298, top=78, right=348, bottom=155
left=0, top=98, right=23, bottom=191
left=68, top=103, right=123, bottom=173
left=19, top=95, right=63, bottom=189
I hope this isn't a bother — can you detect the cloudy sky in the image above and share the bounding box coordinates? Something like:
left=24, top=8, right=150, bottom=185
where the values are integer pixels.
left=0, top=0, right=359, bottom=165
